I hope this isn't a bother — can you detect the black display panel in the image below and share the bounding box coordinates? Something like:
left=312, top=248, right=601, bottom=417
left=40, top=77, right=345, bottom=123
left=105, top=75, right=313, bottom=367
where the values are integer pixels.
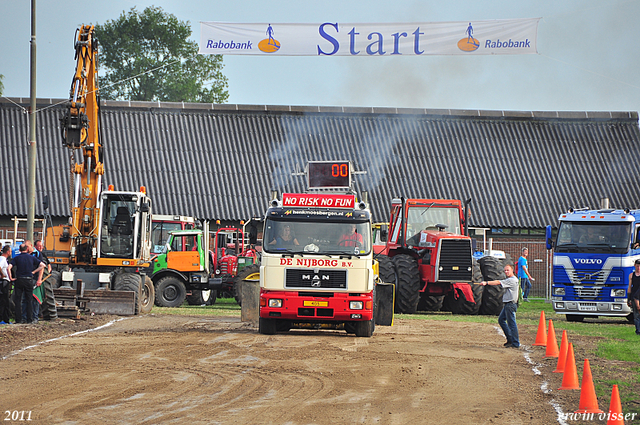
left=307, top=161, right=350, bottom=189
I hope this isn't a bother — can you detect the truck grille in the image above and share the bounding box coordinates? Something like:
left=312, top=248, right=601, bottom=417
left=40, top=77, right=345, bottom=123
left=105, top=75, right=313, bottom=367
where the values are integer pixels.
left=285, top=269, right=347, bottom=289
left=437, top=239, right=473, bottom=282
left=574, top=287, right=602, bottom=299
left=569, top=270, right=606, bottom=285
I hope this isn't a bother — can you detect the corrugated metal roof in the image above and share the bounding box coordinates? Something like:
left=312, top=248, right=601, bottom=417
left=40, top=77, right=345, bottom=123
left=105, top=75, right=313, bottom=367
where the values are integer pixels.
left=2, top=98, right=639, bottom=228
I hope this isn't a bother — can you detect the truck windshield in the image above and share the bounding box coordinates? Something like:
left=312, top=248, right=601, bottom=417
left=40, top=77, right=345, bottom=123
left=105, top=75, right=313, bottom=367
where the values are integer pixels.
left=406, top=206, right=461, bottom=236
left=263, top=219, right=371, bottom=255
left=555, top=221, right=631, bottom=253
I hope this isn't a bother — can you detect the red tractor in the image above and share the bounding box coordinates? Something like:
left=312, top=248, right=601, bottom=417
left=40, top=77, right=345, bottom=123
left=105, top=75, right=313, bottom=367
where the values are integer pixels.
left=376, top=197, right=483, bottom=314
left=210, top=224, right=260, bottom=304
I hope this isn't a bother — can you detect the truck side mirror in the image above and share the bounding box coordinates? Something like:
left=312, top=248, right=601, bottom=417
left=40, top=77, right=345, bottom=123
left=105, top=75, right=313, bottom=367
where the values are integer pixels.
left=380, top=224, right=388, bottom=242
left=140, top=202, right=150, bottom=213
left=546, top=225, right=553, bottom=250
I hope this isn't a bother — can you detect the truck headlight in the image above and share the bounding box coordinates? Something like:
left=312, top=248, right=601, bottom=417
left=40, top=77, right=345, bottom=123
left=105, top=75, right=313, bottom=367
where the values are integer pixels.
left=611, top=289, right=626, bottom=297
left=268, top=299, right=283, bottom=308
left=349, top=301, right=364, bottom=310
left=553, top=287, right=565, bottom=296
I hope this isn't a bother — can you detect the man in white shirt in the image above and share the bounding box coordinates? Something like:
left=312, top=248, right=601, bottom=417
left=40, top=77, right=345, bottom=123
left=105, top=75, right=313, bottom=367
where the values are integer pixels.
left=478, top=264, right=520, bottom=348
left=0, top=245, right=13, bottom=324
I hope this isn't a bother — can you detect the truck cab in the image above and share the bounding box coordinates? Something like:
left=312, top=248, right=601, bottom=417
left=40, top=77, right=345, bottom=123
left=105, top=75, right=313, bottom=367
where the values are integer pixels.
left=549, top=208, right=637, bottom=321
left=258, top=161, right=390, bottom=337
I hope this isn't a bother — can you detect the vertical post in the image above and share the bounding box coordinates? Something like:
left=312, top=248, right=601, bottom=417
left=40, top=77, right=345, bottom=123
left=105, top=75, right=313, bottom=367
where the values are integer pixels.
left=26, top=0, right=37, bottom=241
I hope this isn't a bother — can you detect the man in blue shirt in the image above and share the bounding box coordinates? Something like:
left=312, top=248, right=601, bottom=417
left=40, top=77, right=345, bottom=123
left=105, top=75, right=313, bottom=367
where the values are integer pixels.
left=518, top=247, right=535, bottom=302
left=11, top=243, right=44, bottom=324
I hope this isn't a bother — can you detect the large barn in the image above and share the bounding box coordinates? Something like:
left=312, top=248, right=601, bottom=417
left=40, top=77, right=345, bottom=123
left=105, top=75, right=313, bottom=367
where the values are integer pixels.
left=2, top=97, right=640, bottom=242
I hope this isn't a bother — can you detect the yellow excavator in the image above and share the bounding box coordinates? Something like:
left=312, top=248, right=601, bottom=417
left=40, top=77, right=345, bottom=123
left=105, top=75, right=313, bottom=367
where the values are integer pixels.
left=44, top=25, right=154, bottom=315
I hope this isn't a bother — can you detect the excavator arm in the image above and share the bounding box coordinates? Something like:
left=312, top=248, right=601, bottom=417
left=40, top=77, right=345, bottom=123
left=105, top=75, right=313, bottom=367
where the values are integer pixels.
left=60, top=25, right=104, bottom=263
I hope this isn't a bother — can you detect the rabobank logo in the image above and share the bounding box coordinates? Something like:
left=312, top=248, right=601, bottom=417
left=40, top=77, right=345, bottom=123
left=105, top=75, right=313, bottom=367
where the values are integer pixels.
left=259, top=24, right=281, bottom=53
left=458, top=23, right=480, bottom=52
left=457, top=22, right=532, bottom=52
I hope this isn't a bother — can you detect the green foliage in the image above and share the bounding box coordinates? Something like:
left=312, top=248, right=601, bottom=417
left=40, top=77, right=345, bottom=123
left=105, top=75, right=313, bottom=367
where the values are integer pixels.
left=95, top=6, right=228, bottom=103
left=0, top=74, right=4, bottom=96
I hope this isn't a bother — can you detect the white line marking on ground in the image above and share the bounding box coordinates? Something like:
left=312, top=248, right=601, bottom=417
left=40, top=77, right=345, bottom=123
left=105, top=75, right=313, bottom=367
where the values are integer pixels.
left=1, top=317, right=128, bottom=361
left=521, top=338, right=568, bottom=425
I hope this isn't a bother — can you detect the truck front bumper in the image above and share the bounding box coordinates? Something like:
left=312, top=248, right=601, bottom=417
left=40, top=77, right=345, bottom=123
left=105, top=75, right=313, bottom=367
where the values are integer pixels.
left=260, top=290, right=373, bottom=322
left=552, top=299, right=632, bottom=317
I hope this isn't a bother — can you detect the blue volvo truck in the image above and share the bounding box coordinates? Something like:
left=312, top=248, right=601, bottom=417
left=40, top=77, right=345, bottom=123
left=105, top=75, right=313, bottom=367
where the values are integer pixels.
left=547, top=208, right=637, bottom=322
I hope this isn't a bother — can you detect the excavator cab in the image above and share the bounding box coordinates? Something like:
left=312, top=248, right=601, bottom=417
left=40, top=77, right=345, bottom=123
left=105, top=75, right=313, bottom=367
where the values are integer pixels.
left=98, top=190, right=152, bottom=263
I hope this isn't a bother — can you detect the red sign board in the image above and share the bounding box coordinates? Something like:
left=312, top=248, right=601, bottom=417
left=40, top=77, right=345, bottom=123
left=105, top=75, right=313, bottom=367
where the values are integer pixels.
left=282, top=193, right=355, bottom=209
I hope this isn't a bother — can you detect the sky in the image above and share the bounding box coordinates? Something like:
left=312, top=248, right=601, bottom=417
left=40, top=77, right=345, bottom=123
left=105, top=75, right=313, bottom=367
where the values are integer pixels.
left=1, top=0, right=639, bottom=113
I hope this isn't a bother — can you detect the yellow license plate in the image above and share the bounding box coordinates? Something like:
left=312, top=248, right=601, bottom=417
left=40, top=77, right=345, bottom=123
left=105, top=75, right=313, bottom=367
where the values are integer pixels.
left=303, top=301, right=328, bottom=307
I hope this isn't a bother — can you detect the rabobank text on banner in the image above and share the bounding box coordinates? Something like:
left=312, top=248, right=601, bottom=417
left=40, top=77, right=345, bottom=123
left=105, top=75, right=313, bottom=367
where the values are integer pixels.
left=199, top=19, right=540, bottom=56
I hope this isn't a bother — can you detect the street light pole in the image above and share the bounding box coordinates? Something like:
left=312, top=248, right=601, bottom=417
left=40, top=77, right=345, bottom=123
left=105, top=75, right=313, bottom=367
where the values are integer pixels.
left=27, top=0, right=37, bottom=242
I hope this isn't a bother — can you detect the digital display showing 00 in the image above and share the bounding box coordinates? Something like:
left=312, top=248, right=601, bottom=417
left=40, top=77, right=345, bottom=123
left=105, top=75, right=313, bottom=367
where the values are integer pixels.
left=307, top=161, right=350, bottom=189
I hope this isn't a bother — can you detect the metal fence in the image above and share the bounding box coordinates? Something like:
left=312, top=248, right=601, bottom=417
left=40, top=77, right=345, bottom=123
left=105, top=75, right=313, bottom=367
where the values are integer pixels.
left=479, top=240, right=551, bottom=299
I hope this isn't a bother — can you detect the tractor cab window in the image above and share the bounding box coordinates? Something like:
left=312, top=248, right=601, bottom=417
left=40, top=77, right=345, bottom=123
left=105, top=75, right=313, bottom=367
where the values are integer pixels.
left=101, top=199, right=137, bottom=258
left=264, top=219, right=371, bottom=256
left=152, top=222, right=182, bottom=254
left=406, top=206, right=461, bottom=239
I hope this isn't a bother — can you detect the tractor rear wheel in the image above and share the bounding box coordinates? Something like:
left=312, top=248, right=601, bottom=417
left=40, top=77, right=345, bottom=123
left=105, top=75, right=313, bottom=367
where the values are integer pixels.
left=392, top=254, right=421, bottom=314
left=377, top=255, right=395, bottom=285
left=140, top=276, right=155, bottom=314
left=114, top=272, right=142, bottom=315
left=41, top=271, right=59, bottom=320
left=478, top=256, right=505, bottom=315
left=155, top=276, right=186, bottom=308
left=234, top=264, right=260, bottom=306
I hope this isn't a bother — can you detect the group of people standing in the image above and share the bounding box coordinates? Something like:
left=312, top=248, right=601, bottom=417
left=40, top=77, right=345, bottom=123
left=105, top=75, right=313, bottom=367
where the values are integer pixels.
left=0, top=240, right=51, bottom=325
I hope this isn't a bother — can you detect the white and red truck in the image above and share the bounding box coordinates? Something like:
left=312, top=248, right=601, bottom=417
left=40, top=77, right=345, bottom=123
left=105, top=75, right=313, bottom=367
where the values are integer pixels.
left=258, top=161, right=393, bottom=337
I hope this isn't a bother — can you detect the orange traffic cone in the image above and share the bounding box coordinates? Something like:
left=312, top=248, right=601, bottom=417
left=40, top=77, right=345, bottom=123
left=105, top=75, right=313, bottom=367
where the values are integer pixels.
left=545, top=319, right=560, bottom=358
left=606, top=385, right=624, bottom=425
left=575, top=359, right=603, bottom=414
left=533, top=310, right=547, bottom=346
left=559, top=343, right=580, bottom=390
left=553, top=330, right=569, bottom=373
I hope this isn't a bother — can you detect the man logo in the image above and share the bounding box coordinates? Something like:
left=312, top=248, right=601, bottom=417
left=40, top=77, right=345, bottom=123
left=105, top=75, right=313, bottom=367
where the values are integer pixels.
left=458, top=22, right=480, bottom=52
left=259, top=24, right=281, bottom=53
left=311, top=280, right=321, bottom=287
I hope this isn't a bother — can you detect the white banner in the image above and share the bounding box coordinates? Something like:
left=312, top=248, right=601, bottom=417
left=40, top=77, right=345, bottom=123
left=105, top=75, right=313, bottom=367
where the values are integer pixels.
left=199, top=19, right=539, bottom=56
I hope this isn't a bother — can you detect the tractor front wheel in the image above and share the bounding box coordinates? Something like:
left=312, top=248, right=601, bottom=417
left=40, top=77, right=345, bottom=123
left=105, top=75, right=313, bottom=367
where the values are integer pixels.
left=392, top=254, right=421, bottom=314
left=155, top=276, right=186, bottom=308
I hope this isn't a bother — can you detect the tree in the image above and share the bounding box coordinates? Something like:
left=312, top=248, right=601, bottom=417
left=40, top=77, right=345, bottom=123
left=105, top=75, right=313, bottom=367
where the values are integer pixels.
left=0, top=74, right=4, bottom=96
left=95, top=6, right=228, bottom=103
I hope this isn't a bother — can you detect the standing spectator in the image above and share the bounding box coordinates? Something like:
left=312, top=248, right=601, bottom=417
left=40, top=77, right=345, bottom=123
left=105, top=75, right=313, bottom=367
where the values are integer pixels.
left=628, top=259, right=640, bottom=336
left=518, top=247, right=535, bottom=302
left=22, top=239, right=42, bottom=323
left=12, top=243, right=44, bottom=324
left=477, top=264, right=521, bottom=348
left=34, top=240, right=51, bottom=274
left=0, top=245, right=12, bottom=324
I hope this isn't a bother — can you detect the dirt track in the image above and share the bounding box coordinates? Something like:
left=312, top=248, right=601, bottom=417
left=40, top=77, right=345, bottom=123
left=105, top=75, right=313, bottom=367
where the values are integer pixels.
left=1, top=315, right=564, bottom=424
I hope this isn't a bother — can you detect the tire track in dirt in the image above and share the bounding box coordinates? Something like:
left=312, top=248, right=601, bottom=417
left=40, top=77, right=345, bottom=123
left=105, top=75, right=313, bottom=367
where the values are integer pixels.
left=0, top=315, right=560, bottom=424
